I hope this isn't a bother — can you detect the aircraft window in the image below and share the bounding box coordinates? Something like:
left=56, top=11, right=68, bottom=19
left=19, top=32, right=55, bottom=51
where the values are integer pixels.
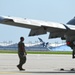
left=67, top=18, right=75, bottom=25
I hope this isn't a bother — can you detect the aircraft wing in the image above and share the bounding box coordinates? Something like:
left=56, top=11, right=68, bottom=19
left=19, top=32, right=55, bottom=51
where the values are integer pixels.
left=0, top=16, right=74, bottom=40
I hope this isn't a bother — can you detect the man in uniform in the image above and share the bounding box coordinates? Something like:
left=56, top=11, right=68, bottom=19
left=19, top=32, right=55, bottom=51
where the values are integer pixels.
left=17, top=37, right=27, bottom=71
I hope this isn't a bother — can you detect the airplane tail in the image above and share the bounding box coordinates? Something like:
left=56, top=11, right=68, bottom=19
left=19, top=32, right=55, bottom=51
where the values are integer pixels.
left=38, top=38, right=44, bottom=42
left=38, top=37, right=49, bottom=47
left=38, top=37, right=46, bottom=47
left=67, top=17, right=75, bottom=25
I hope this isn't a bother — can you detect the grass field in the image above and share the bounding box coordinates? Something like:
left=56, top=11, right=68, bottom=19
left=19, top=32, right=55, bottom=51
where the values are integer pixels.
left=0, top=50, right=72, bottom=54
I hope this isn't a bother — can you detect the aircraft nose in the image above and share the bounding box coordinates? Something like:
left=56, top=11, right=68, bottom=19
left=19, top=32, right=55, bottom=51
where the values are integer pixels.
left=0, top=16, right=4, bottom=22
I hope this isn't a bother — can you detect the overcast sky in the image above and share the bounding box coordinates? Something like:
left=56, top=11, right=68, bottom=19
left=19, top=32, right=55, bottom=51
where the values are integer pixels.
left=0, top=0, right=75, bottom=43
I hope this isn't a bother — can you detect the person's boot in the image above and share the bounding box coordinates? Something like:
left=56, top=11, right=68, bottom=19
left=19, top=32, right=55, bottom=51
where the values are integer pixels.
left=17, top=65, right=22, bottom=70
left=17, top=65, right=25, bottom=71
left=20, top=68, right=25, bottom=71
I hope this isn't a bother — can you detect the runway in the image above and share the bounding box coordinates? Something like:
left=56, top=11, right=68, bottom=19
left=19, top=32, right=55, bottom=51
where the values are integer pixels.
left=0, top=53, right=75, bottom=75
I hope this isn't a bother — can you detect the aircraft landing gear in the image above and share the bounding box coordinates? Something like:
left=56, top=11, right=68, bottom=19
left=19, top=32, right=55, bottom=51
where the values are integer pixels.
left=72, top=47, right=75, bottom=58
left=66, top=41, right=75, bottom=58
left=60, top=68, right=75, bottom=71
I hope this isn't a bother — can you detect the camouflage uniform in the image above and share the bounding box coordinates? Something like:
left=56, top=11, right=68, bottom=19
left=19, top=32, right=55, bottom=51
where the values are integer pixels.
left=17, top=37, right=27, bottom=71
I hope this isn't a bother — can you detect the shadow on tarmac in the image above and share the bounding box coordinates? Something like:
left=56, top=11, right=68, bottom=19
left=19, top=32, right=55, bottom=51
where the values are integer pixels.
left=1, top=70, right=75, bottom=74
left=18, top=70, right=75, bottom=74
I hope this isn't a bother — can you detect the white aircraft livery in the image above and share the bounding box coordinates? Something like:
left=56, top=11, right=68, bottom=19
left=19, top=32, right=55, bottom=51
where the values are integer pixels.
left=0, top=16, right=75, bottom=58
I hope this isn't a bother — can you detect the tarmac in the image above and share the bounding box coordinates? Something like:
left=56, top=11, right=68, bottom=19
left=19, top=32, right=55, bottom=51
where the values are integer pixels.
left=0, top=53, right=75, bottom=75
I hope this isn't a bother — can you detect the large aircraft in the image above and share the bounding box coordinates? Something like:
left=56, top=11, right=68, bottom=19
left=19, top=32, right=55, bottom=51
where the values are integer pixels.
left=38, top=37, right=66, bottom=49
left=0, top=16, right=75, bottom=58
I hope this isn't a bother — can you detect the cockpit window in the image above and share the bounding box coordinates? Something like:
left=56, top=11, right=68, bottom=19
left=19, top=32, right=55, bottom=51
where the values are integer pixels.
left=67, top=17, right=75, bottom=25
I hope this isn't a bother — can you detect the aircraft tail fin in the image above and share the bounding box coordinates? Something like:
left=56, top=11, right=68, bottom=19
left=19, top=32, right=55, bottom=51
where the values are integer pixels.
left=67, top=17, right=75, bottom=25
left=38, top=38, right=44, bottom=42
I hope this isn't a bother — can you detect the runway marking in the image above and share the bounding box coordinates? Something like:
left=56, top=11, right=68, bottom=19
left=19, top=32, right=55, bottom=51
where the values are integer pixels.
left=0, top=71, right=31, bottom=74
left=0, top=71, right=20, bottom=74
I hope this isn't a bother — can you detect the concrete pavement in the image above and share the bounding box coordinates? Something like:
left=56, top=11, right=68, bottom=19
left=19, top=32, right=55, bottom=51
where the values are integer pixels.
left=0, top=53, right=75, bottom=75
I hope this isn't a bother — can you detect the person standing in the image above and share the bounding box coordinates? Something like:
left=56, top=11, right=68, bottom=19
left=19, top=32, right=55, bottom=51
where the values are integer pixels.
left=17, top=37, right=27, bottom=71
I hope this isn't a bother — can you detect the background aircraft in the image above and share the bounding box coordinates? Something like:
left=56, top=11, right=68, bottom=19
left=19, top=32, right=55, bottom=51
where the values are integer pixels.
left=38, top=37, right=71, bottom=51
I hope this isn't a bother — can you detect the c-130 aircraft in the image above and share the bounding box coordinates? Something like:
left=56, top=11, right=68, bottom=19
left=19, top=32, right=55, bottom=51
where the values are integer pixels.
left=0, top=16, right=75, bottom=58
